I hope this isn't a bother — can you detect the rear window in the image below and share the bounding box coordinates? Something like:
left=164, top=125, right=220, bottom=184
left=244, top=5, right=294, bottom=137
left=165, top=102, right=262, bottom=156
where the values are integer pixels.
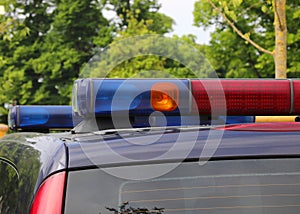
left=65, top=159, right=300, bottom=214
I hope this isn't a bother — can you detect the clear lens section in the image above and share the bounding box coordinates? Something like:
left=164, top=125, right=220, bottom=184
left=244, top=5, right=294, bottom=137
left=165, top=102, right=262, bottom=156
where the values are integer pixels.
left=8, top=106, right=18, bottom=130
left=72, top=78, right=94, bottom=116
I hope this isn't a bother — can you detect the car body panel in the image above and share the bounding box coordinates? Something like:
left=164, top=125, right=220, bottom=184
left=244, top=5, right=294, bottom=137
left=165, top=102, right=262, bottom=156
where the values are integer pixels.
left=67, top=128, right=300, bottom=169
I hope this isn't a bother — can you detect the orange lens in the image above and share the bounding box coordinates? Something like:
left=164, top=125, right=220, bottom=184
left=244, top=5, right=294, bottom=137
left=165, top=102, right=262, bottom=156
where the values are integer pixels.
left=151, top=82, right=179, bottom=111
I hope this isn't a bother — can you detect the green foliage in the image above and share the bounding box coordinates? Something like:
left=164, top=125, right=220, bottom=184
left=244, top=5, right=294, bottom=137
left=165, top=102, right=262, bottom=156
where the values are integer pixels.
left=80, top=9, right=211, bottom=79
left=0, top=0, right=54, bottom=117
left=84, top=34, right=212, bottom=79
left=286, top=2, right=300, bottom=77
left=0, top=0, right=112, bottom=119
left=194, top=0, right=300, bottom=78
left=30, top=0, right=111, bottom=104
left=81, top=2, right=210, bottom=79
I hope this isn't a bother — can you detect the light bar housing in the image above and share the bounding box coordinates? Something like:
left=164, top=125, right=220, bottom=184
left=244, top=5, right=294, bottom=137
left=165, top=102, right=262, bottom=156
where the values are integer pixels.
left=9, top=105, right=73, bottom=131
left=73, top=79, right=300, bottom=118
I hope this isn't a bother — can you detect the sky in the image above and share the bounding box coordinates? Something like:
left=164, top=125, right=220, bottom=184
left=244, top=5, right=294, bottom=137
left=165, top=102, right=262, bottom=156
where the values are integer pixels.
left=158, top=0, right=212, bottom=44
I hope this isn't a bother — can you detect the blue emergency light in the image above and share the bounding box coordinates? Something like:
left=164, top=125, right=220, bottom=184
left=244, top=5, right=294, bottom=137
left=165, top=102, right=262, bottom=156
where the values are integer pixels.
left=9, top=105, right=73, bottom=131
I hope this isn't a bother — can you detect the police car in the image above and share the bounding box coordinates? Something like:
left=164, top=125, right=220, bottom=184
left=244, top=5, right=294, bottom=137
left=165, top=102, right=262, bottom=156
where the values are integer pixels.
left=1, top=78, right=300, bottom=214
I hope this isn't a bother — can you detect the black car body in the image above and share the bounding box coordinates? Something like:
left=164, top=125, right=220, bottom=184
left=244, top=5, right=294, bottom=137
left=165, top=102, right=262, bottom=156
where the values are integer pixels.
left=1, top=124, right=300, bottom=214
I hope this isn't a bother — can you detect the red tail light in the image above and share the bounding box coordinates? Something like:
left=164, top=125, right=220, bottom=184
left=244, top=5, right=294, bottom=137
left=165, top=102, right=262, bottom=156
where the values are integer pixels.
left=30, top=171, right=66, bottom=214
left=191, top=79, right=300, bottom=115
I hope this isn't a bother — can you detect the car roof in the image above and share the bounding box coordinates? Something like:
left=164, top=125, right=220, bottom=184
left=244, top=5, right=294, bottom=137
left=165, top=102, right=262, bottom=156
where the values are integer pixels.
left=65, top=126, right=300, bottom=169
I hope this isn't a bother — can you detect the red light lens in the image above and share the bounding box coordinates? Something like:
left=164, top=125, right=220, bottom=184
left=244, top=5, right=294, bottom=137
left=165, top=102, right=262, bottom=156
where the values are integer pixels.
left=30, top=171, right=66, bottom=214
left=191, top=80, right=292, bottom=115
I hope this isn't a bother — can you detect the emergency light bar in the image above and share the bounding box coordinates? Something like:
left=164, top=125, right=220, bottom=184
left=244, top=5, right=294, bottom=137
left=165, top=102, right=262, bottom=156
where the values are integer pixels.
left=9, top=105, right=73, bottom=131
left=73, top=78, right=300, bottom=118
left=9, top=79, right=300, bottom=131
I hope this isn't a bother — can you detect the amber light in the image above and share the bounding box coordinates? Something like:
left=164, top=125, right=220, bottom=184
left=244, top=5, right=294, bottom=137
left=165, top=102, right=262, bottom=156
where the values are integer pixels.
left=151, top=82, right=179, bottom=111
left=0, top=124, right=8, bottom=138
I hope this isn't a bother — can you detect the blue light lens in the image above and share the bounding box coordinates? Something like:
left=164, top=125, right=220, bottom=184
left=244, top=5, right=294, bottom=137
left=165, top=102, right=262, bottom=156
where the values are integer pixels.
left=9, top=106, right=73, bottom=130
left=95, top=81, right=142, bottom=112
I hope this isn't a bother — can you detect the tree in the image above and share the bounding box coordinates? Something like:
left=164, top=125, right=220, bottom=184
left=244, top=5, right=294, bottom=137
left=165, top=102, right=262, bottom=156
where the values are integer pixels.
left=0, top=0, right=112, bottom=119
left=194, top=0, right=300, bottom=78
left=103, top=0, right=173, bottom=34
left=31, top=0, right=112, bottom=104
left=83, top=11, right=211, bottom=79
left=0, top=0, right=51, bottom=119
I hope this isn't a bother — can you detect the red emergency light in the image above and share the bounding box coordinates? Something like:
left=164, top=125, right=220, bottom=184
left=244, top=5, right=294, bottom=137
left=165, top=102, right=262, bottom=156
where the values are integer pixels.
left=191, top=79, right=300, bottom=116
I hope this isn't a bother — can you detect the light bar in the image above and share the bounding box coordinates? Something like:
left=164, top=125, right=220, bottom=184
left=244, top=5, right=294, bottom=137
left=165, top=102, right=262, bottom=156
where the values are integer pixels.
left=9, top=105, right=73, bottom=131
left=12, top=79, right=298, bottom=132
left=74, top=79, right=300, bottom=119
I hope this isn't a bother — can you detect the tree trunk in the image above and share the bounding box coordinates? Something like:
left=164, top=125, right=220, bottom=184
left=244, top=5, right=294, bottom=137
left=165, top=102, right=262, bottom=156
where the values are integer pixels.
left=273, top=0, right=287, bottom=79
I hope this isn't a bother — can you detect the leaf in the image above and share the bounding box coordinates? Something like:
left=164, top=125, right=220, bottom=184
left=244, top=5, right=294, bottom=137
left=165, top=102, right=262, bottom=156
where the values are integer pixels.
left=244, top=32, right=251, bottom=39
left=231, top=0, right=243, bottom=8
left=293, top=8, right=300, bottom=19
